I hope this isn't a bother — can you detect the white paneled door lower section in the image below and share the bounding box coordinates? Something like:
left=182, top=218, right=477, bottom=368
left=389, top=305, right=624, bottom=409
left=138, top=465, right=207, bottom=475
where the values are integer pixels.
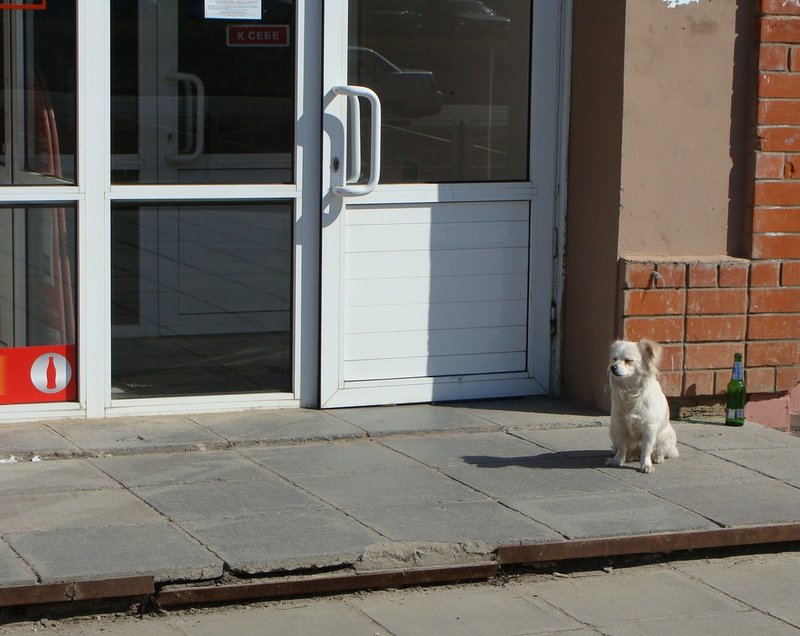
left=343, top=202, right=529, bottom=382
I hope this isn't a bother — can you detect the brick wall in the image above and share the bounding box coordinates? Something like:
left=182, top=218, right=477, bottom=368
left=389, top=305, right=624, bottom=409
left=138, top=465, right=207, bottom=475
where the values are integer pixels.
left=612, top=2, right=800, bottom=430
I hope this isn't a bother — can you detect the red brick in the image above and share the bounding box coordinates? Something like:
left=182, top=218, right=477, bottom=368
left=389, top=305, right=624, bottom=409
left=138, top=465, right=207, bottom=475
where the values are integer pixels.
left=751, top=261, right=781, bottom=286
left=783, top=261, right=800, bottom=285
left=759, top=100, right=800, bottom=125
left=753, top=180, right=800, bottom=205
left=759, top=72, right=800, bottom=97
left=622, top=262, right=686, bottom=289
left=686, top=316, right=747, bottom=342
left=761, top=0, right=800, bottom=16
left=761, top=16, right=800, bottom=43
left=658, top=344, right=684, bottom=372
left=750, top=287, right=800, bottom=312
left=685, top=343, right=742, bottom=370
left=624, top=289, right=686, bottom=316
left=688, top=263, right=718, bottom=287
left=762, top=44, right=790, bottom=70
left=752, top=208, right=800, bottom=232
left=718, top=263, right=749, bottom=287
left=746, top=367, right=777, bottom=393
left=758, top=125, right=800, bottom=151
left=756, top=152, right=785, bottom=178
left=752, top=233, right=800, bottom=259
left=659, top=372, right=682, bottom=397
left=686, top=289, right=748, bottom=315
left=623, top=317, right=684, bottom=342
left=792, top=46, right=800, bottom=71
left=748, top=314, right=800, bottom=339
left=776, top=365, right=800, bottom=391
left=785, top=154, right=800, bottom=177
left=746, top=340, right=800, bottom=366
left=683, top=371, right=714, bottom=396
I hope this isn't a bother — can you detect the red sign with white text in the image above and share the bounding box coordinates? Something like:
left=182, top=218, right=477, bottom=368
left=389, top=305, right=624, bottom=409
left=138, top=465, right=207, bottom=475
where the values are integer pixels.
left=227, top=25, right=289, bottom=47
left=0, top=1, right=47, bottom=9
left=0, top=345, right=77, bottom=405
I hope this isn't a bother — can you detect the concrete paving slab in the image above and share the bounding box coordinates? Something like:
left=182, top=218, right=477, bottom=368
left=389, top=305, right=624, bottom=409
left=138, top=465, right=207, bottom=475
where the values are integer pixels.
left=677, top=554, right=800, bottom=627
left=243, top=440, right=419, bottom=476
left=606, top=610, right=800, bottom=636
left=354, top=584, right=586, bottom=635
left=505, top=490, right=718, bottom=540
left=711, top=447, right=800, bottom=487
left=0, top=458, right=118, bottom=494
left=449, top=397, right=608, bottom=430
left=183, top=508, right=382, bottom=574
left=330, top=404, right=501, bottom=435
left=290, top=467, right=486, bottom=510
left=0, top=540, right=37, bottom=586
left=189, top=408, right=365, bottom=444
left=133, top=477, right=324, bottom=523
left=49, top=416, right=224, bottom=454
left=1, top=489, right=167, bottom=533
left=0, top=424, right=79, bottom=457
left=4, top=524, right=223, bottom=584
left=440, top=460, right=630, bottom=500
left=89, top=450, right=270, bottom=487
left=678, top=421, right=800, bottom=451
left=168, top=602, right=391, bottom=636
left=653, top=480, right=800, bottom=527
left=380, top=432, right=550, bottom=467
left=346, top=500, right=564, bottom=544
left=524, top=567, right=747, bottom=629
left=593, top=445, right=773, bottom=488
left=514, top=426, right=614, bottom=457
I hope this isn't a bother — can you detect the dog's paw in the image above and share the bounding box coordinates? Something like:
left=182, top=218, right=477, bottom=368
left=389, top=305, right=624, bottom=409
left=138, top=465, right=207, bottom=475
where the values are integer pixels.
left=639, top=463, right=654, bottom=474
left=605, top=456, right=625, bottom=468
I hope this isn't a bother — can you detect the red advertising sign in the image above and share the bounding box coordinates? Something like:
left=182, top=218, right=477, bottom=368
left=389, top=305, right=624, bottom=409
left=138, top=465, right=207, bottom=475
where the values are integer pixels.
left=227, top=25, right=289, bottom=47
left=0, top=1, right=47, bottom=9
left=0, top=345, right=77, bottom=405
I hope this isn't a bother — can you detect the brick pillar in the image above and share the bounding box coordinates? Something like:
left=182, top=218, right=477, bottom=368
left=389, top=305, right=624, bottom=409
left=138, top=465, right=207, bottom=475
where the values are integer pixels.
left=755, top=2, right=800, bottom=404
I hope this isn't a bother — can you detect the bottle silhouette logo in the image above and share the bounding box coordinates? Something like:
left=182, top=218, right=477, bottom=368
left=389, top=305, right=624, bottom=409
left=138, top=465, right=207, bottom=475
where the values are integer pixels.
left=30, top=353, right=72, bottom=394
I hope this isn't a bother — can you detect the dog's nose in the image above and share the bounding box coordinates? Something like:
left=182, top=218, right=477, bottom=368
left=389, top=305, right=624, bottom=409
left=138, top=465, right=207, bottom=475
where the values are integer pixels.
left=610, top=363, right=623, bottom=376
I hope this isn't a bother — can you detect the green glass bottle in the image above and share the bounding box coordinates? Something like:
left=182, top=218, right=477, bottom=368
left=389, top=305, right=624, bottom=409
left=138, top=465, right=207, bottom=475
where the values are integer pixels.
left=725, top=353, right=745, bottom=426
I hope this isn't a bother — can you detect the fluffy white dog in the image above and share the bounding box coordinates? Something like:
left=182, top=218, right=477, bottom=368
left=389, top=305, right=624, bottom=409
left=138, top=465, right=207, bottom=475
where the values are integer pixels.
left=606, top=339, right=679, bottom=474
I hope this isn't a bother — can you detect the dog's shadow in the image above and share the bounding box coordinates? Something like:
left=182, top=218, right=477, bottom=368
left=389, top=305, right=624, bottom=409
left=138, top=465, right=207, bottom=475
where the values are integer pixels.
left=460, top=450, right=622, bottom=470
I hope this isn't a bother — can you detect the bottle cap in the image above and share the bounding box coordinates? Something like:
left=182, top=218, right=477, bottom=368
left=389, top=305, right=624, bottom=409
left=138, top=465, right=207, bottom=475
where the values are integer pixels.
left=734, top=352, right=742, bottom=361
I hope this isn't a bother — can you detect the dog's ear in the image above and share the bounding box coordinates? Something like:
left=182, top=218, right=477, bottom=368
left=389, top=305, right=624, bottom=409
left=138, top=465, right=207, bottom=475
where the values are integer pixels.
left=638, top=339, right=662, bottom=374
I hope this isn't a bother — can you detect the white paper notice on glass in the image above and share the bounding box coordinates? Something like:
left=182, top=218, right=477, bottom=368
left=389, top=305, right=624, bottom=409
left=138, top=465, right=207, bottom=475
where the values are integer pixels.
left=205, top=0, right=261, bottom=20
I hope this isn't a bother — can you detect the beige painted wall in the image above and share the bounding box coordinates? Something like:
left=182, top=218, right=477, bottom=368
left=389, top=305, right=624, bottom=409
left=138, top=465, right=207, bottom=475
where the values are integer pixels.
left=562, top=0, right=752, bottom=409
left=619, top=0, right=740, bottom=257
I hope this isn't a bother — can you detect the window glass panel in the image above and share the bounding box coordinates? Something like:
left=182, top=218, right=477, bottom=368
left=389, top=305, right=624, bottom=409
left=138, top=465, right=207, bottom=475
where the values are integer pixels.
left=110, top=0, right=295, bottom=185
left=349, top=0, right=531, bottom=183
left=0, top=3, right=77, bottom=185
left=0, top=205, right=78, bottom=404
left=111, top=201, right=293, bottom=398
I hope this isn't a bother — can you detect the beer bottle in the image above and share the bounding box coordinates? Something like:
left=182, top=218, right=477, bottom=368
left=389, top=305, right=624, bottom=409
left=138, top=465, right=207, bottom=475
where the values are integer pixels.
left=725, top=353, right=745, bottom=426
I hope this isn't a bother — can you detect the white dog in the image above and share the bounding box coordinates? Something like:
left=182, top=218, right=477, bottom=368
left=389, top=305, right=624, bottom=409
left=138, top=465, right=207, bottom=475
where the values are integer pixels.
left=606, top=339, right=678, bottom=474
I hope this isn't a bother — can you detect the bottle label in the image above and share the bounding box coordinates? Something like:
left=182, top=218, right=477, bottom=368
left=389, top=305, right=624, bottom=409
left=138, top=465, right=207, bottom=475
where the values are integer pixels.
left=726, top=408, right=744, bottom=419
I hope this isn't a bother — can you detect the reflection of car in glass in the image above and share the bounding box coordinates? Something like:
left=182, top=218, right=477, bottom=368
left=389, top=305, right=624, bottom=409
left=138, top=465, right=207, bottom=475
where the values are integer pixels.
left=417, top=0, right=511, bottom=36
left=348, top=46, right=444, bottom=118
left=358, top=0, right=422, bottom=37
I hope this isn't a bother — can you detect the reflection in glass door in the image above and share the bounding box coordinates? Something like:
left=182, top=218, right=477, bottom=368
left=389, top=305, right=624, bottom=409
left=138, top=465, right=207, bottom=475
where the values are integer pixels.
left=110, top=1, right=296, bottom=399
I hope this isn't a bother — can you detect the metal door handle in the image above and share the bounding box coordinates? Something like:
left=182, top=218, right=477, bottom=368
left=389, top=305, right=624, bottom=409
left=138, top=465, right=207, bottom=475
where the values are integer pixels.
left=332, top=85, right=381, bottom=196
left=165, top=72, right=205, bottom=163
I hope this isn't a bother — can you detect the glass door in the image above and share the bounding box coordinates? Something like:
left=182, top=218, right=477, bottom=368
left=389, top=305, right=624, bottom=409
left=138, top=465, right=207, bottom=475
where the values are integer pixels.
left=320, top=0, right=565, bottom=407
left=109, top=0, right=303, bottom=402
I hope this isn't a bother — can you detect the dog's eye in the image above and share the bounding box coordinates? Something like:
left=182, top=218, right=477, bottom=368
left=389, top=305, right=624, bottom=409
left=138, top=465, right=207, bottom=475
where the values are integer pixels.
left=624, top=359, right=633, bottom=364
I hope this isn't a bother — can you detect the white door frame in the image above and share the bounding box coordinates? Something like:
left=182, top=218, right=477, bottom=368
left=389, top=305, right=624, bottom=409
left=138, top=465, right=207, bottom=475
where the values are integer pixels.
left=319, top=1, right=570, bottom=408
